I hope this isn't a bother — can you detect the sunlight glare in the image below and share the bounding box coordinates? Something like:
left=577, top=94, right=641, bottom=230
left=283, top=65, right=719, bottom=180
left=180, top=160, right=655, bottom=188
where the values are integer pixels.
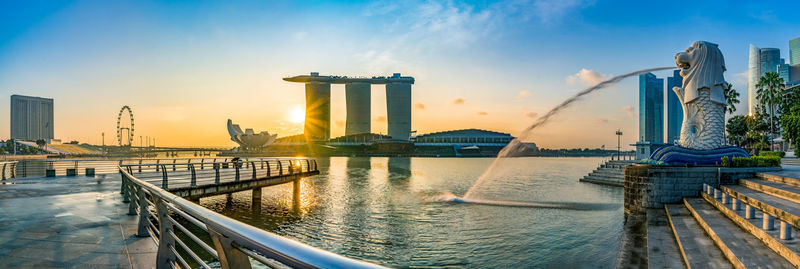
left=290, top=106, right=305, bottom=123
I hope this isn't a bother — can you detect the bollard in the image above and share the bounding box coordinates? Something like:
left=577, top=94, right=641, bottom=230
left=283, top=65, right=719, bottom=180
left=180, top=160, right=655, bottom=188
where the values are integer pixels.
left=780, top=221, right=793, bottom=240
left=745, top=205, right=756, bottom=219
left=714, top=189, right=722, bottom=199
left=763, top=214, right=775, bottom=230
left=732, top=198, right=741, bottom=211
left=722, top=193, right=730, bottom=204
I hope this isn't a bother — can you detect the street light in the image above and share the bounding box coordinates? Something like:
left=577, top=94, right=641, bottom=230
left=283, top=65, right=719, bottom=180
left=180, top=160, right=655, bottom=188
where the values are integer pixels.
left=615, top=129, right=623, bottom=160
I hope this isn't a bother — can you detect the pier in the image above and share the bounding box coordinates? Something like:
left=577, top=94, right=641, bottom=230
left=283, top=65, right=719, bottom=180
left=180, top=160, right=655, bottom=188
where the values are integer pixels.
left=0, top=157, right=383, bottom=268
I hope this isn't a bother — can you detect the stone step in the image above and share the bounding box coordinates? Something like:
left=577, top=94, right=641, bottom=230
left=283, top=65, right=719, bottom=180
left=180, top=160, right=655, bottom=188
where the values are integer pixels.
left=701, top=191, right=800, bottom=267
left=721, top=184, right=800, bottom=230
left=683, top=197, right=795, bottom=268
left=595, top=168, right=624, bottom=174
left=647, top=208, right=686, bottom=269
left=589, top=171, right=624, bottom=178
left=664, top=204, right=731, bottom=268
left=579, top=176, right=623, bottom=187
left=757, top=173, right=800, bottom=188
left=740, top=179, right=800, bottom=204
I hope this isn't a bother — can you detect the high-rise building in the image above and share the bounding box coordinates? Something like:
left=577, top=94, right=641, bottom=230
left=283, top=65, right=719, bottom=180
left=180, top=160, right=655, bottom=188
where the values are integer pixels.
left=639, top=73, right=664, bottom=143
left=790, top=37, right=800, bottom=65
left=760, top=48, right=781, bottom=76
left=748, top=44, right=760, bottom=116
left=779, top=63, right=791, bottom=83
left=10, top=94, right=54, bottom=141
left=666, top=70, right=683, bottom=144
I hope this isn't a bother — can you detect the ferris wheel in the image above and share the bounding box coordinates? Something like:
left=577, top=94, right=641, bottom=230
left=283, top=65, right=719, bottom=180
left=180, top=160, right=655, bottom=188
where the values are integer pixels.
left=117, top=106, right=135, bottom=146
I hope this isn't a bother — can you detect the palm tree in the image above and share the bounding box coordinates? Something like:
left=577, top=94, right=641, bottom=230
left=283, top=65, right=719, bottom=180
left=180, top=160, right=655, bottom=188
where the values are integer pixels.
left=756, top=71, right=785, bottom=149
left=723, top=82, right=740, bottom=114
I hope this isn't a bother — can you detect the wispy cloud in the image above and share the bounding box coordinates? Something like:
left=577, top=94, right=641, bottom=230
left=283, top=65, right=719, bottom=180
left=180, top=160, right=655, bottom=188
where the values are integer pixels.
left=620, top=105, right=634, bottom=117
left=414, top=102, right=426, bottom=109
left=451, top=98, right=465, bottom=105
left=477, top=111, right=488, bottom=115
left=567, top=68, right=608, bottom=86
left=524, top=111, right=538, bottom=118
left=517, top=90, right=531, bottom=98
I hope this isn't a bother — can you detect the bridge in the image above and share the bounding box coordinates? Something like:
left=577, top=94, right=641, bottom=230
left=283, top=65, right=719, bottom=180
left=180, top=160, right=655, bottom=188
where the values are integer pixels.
left=0, top=158, right=384, bottom=268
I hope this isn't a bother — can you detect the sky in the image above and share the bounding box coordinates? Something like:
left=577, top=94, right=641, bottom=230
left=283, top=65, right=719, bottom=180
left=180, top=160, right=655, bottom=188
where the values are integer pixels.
left=1, top=0, right=799, bottom=149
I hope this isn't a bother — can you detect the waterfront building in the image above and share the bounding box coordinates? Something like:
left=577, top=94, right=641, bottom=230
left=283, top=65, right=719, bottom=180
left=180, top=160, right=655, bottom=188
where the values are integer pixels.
left=666, top=70, right=683, bottom=144
left=791, top=37, right=800, bottom=65
left=413, top=129, right=517, bottom=157
left=284, top=72, right=414, bottom=141
left=638, top=73, right=664, bottom=143
left=748, top=44, right=760, bottom=115
left=10, top=94, right=54, bottom=141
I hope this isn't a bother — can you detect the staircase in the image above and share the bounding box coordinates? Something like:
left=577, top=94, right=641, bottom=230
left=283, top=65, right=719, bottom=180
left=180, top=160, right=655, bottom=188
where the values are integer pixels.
left=580, top=159, right=636, bottom=187
left=647, top=172, right=800, bottom=268
left=782, top=158, right=800, bottom=166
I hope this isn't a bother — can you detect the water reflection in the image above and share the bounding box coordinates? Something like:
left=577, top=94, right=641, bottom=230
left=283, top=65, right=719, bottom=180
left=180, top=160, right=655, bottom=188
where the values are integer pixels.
left=203, top=157, right=624, bottom=268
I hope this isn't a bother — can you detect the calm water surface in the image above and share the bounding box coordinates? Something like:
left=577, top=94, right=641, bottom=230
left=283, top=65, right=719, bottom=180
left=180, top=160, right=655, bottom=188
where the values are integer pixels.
left=201, top=157, right=624, bottom=268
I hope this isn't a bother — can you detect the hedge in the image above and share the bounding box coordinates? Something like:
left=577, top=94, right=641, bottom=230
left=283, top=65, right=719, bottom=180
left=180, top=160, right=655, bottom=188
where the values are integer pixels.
left=721, top=156, right=781, bottom=167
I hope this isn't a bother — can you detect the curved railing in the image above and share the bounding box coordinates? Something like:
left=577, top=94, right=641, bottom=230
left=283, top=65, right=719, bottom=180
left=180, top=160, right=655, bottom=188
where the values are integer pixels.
left=119, top=159, right=384, bottom=269
left=1, top=161, right=17, bottom=181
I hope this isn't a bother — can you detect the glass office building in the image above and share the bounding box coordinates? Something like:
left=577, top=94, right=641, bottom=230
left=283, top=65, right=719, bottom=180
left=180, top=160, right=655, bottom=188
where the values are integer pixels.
left=666, top=70, right=683, bottom=144
left=639, top=73, right=664, bottom=143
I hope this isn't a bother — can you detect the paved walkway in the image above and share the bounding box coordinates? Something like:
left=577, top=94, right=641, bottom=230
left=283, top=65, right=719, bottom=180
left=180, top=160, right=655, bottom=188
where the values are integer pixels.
left=0, top=174, right=156, bottom=268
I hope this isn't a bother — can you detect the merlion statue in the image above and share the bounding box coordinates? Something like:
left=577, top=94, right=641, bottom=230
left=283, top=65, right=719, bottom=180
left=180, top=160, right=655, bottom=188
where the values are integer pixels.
left=673, top=41, right=727, bottom=149
left=646, top=41, right=748, bottom=165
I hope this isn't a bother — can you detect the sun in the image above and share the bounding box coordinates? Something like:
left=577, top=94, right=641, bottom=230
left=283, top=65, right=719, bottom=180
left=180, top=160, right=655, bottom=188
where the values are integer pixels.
left=290, top=106, right=305, bottom=123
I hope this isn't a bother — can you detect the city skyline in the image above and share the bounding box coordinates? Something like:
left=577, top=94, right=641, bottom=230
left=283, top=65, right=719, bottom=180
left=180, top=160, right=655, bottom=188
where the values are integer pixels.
left=1, top=1, right=800, bottom=148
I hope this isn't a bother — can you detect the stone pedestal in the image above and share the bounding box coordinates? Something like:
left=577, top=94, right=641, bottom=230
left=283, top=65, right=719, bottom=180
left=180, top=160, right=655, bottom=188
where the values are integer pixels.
left=624, top=164, right=779, bottom=214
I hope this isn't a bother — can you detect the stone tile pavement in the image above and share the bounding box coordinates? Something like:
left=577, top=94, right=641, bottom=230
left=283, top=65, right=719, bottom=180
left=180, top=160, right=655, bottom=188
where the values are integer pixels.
left=0, top=174, right=156, bottom=268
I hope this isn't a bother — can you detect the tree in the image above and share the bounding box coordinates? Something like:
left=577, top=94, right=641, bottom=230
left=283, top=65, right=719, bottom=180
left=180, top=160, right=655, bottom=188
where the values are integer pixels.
left=726, top=115, right=748, bottom=146
left=756, top=71, right=785, bottom=148
left=781, top=104, right=800, bottom=152
left=723, top=82, right=740, bottom=114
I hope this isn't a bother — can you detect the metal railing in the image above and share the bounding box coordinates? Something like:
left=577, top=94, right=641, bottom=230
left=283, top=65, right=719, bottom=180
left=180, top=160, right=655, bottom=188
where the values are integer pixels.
left=120, top=158, right=318, bottom=190
left=119, top=162, right=383, bottom=269
left=13, top=157, right=281, bottom=178
left=1, top=161, right=17, bottom=181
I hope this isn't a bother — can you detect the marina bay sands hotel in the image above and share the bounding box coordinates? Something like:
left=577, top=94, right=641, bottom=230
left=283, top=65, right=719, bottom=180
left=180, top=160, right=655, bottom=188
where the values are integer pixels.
left=283, top=72, right=414, bottom=141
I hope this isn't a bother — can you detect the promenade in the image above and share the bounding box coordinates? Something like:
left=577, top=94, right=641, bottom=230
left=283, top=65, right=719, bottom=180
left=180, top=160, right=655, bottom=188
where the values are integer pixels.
left=0, top=174, right=156, bottom=268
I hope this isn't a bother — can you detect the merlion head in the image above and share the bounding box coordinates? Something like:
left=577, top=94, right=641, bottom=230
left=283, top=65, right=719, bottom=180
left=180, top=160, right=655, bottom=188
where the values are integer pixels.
left=674, top=41, right=727, bottom=105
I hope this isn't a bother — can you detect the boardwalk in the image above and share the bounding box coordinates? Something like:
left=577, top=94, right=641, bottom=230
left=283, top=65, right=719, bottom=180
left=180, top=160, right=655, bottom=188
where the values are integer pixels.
left=0, top=174, right=156, bottom=268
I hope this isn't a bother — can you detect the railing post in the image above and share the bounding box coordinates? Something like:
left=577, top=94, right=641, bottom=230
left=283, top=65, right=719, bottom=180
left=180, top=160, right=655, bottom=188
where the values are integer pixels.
left=214, top=163, right=221, bottom=184
left=313, top=159, right=317, bottom=171
left=266, top=161, right=271, bottom=177
left=251, top=162, right=256, bottom=180
left=11, top=162, right=16, bottom=178
left=207, top=226, right=253, bottom=269
left=278, top=161, right=282, bottom=176
left=156, top=160, right=160, bottom=172
left=137, top=187, right=149, bottom=237
left=305, top=159, right=311, bottom=172
left=161, top=165, right=169, bottom=189
left=190, top=164, right=197, bottom=187
left=235, top=162, right=240, bottom=182
left=2, top=163, right=6, bottom=180
left=187, top=159, right=192, bottom=171
left=154, top=198, right=178, bottom=268
left=172, top=159, right=177, bottom=171
left=128, top=184, right=137, bottom=215
left=121, top=172, right=130, bottom=202
left=201, top=159, right=205, bottom=170
left=138, top=159, right=143, bottom=173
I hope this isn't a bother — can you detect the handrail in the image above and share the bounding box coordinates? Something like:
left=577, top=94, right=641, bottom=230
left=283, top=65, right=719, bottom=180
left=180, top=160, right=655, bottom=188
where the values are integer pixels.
left=119, top=161, right=383, bottom=269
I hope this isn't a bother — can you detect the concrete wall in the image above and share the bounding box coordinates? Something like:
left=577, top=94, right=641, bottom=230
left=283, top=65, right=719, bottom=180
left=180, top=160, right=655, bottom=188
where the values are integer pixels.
left=345, top=82, right=371, bottom=136
left=304, top=82, right=331, bottom=141
left=386, top=82, right=411, bottom=140
left=623, top=165, right=780, bottom=214
left=10, top=95, right=54, bottom=141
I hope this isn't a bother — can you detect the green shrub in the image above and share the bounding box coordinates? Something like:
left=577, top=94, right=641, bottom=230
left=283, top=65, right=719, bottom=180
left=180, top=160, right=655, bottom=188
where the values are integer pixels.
left=759, top=151, right=786, bottom=158
left=727, top=156, right=780, bottom=167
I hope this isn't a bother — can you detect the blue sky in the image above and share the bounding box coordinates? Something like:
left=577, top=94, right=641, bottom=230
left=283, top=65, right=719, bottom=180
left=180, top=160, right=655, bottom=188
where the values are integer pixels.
left=1, top=0, right=799, bottom=148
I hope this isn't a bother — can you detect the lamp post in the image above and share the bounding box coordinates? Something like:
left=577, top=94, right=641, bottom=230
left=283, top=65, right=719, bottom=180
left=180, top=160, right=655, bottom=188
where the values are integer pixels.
left=616, top=129, right=623, bottom=160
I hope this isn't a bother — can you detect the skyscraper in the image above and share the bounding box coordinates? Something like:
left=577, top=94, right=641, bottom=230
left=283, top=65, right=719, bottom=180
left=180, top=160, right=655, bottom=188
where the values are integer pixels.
left=639, top=73, right=664, bottom=143
left=10, top=94, right=54, bottom=141
left=666, top=70, right=683, bottom=144
left=748, top=44, right=760, bottom=116
left=760, top=48, right=781, bottom=76
left=779, top=63, right=791, bottom=83
left=790, top=37, right=800, bottom=65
